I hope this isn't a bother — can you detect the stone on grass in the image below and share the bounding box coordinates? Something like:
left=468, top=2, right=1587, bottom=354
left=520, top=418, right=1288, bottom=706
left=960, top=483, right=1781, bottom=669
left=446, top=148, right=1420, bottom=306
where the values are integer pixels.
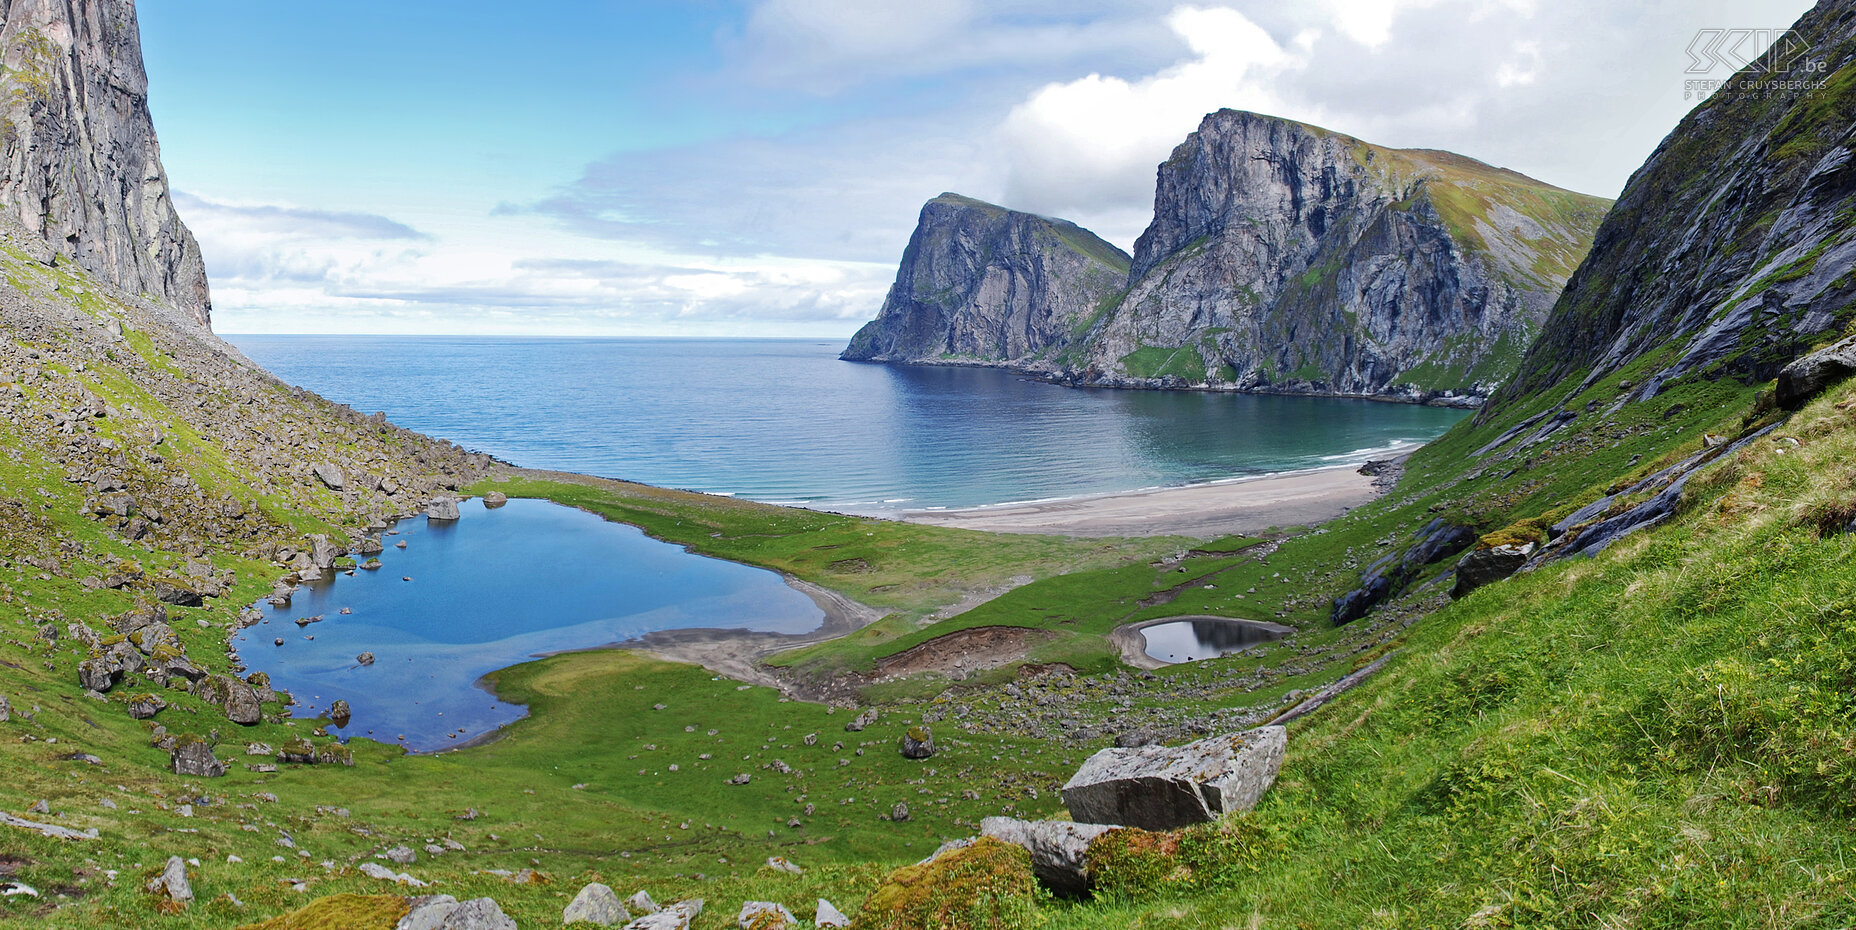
left=397, top=894, right=460, bottom=930
left=814, top=899, right=850, bottom=928
left=359, top=861, right=427, bottom=887
left=1061, top=726, right=1286, bottom=831
left=844, top=708, right=877, bottom=732
left=899, top=725, right=934, bottom=760
left=1778, top=332, right=1856, bottom=408
left=980, top=816, right=1119, bottom=895
left=736, top=900, right=796, bottom=929
left=169, top=738, right=225, bottom=778
left=623, top=899, right=702, bottom=930
left=128, top=693, right=166, bottom=719
left=146, top=856, right=191, bottom=904
left=385, top=845, right=417, bottom=864
left=564, top=881, right=627, bottom=925
left=624, top=890, right=659, bottom=915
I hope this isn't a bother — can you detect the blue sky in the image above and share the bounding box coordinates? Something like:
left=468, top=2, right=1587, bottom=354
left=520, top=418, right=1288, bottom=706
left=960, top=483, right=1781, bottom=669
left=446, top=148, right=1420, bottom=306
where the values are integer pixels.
left=137, top=0, right=1816, bottom=336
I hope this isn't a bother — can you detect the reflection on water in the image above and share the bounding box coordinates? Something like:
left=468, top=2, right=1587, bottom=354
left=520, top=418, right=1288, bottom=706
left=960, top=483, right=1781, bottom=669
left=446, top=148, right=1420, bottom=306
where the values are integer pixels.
left=233, top=498, right=823, bottom=752
left=1141, top=618, right=1287, bottom=664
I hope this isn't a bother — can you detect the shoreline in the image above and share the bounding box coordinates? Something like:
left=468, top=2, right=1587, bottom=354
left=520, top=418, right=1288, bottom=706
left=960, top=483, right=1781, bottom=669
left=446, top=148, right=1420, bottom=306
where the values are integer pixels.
left=882, top=458, right=1403, bottom=539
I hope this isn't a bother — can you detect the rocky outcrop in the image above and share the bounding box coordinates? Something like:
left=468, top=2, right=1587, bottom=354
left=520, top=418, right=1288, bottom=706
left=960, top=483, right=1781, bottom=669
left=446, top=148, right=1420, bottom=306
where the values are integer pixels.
left=841, top=193, right=1129, bottom=366
left=845, top=117, right=1608, bottom=404
left=1332, top=518, right=1477, bottom=623
left=1451, top=542, right=1535, bottom=598
left=1076, top=111, right=1608, bottom=403
left=979, top=816, right=1118, bottom=895
left=1778, top=332, right=1856, bottom=408
left=0, top=0, right=212, bottom=327
left=1489, top=0, right=1856, bottom=418
left=1061, top=726, right=1286, bottom=830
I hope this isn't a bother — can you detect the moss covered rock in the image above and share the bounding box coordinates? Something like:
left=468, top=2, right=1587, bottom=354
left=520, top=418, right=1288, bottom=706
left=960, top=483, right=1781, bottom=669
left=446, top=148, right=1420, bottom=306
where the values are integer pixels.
left=235, top=893, right=408, bottom=930
left=856, top=837, right=1043, bottom=930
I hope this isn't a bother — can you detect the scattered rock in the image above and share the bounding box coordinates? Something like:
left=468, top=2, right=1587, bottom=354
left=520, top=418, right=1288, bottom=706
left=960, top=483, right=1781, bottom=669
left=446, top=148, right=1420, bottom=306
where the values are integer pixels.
left=889, top=801, right=910, bottom=822
left=384, top=845, right=417, bottom=865
left=359, top=861, right=427, bottom=887
left=329, top=699, right=352, bottom=728
left=357, top=651, right=376, bottom=666
left=426, top=497, right=461, bottom=521
left=483, top=491, right=508, bottom=507
left=312, top=463, right=345, bottom=490
left=899, top=725, right=934, bottom=759
left=736, top=901, right=796, bottom=929
left=765, top=856, right=801, bottom=874
left=727, top=773, right=751, bottom=786
left=146, top=856, right=192, bottom=904
left=564, top=881, right=628, bottom=925
left=0, top=811, right=95, bottom=841
left=152, top=582, right=204, bottom=607
left=127, top=692, right=166, bottom=719
left=844, top=708, right=878, bottom=732
left=979, top=816, right=1119, bottom=895
left=624, top=891, right=659, bottom=915
left=169, top=737, right=225, bottom=778
left=1451, top=542, right=1536, bottom=599
left=623, top=899, right=701, bottom=930
left=1061, top=726, right=1287, bottom=830
left=814, top=899, right=850, bottom=928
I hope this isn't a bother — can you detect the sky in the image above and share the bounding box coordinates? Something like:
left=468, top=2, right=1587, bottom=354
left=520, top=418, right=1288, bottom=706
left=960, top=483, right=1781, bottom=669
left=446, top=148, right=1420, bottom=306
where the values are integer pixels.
left=136, top=0, right=1818, bottom=337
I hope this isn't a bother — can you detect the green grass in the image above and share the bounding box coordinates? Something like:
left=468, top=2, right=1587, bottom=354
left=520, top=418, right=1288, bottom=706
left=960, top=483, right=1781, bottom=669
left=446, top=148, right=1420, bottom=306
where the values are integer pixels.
left=1117, top=345, right=1207, bottom=381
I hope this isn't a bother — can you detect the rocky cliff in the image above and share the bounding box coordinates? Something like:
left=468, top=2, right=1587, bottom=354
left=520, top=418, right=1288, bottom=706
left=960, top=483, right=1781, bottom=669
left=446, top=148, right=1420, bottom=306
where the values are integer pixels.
left=842, top=193, right=1130, bottom=365
left=1076, top=111, right=1610, bottom=404
left=846, top=116, right=1609, bottom=404
left=0, top=0, right=210, bottom=328
left=1487, top=1, right=1856, bottom=417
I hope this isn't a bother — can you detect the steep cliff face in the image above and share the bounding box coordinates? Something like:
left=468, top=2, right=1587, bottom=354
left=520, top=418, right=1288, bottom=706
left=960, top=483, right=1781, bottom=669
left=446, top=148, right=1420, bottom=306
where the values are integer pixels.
left=1078, top=111, right=1609, bottom=403
left=0, top=0, right=210, bottom=328
left=841, top=193, right=1130, bottom=365
left=1488, top=1, right=1856, bottom=417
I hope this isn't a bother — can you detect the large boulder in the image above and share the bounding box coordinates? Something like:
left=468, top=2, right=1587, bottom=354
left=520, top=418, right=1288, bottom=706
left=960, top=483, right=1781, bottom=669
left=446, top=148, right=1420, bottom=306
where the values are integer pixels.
left=152, top=583, right=204, bottom=608
left=1451, top=543, right=1536, bottom=599
left=1061, top=726, right=1286, bottom=831
left=426, top=497, right=461, bottom=522
left=979, top=816, right=1119, bottom=895
left=169, top=737, right=225, bottom=777
left=564, top=882, right=628, bottom=925
left=329, top=699, right=353, bottom=728
left=899, top=725, right=935, bottom=760
left=308, top=534, right=345, bottom=569
left=197, top=675, right=262, bottom=725
left=312, top=462, right=346, bottom=490
left=146, top=856, right=192, bottom=904
left=396, top=895, right=513, bottom=930
left=1777, top=333, right=1856, bottom=408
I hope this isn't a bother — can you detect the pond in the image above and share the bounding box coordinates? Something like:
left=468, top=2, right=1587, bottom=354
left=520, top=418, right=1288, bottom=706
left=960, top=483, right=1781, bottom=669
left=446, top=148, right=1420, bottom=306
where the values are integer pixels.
left=1139, top=617, right=1290, bottom=664
left=232, top=498, right=825, bottom=751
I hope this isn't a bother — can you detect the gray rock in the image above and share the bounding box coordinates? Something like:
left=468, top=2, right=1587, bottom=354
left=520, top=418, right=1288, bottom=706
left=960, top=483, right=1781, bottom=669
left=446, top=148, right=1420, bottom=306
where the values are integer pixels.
left=899, top=725, right=934, bottom=759
left=77, top=656, right=120, bottom=693
left=385, top=844, right=417, bottom=864
left=359, top=861, right=426, bottom=887
left=624, top=891, right=659, bottom=915
left=889, top=802, right=910, bottom=822
left=1061, top=726, right=1287, bottom=830
left=312, top=464, right=345, bottom=490
left=146, top=856, right=192, bottom=904
left=329, top=699, right=352, bottom=728
left=197, top=675, right=262, bottom=725
left=564, top=882, right=628, bottom=925
left=398, top=895, right=460, bottom=930
left=623, top=900, right=701, bottom=930
left=426, top=497, right=461, bottom=521
left=1451, top=542, right=1536, bottom=599
left=841, top=194, right=1129, bottom=367
left=979, top=816, right=1120, bottom=895
left=308, top=534, right=343, bottom=569
left=735, top=901, right=796, bottom=929
left=814, top=899, right=851, bottom=928
left=440, top=898, right=514, bottom=929
left=482, top=491, right=508, bottom=508
left=127, top=693, right=166, bottom=719
left=357, top=651, right=376, bottom=666
left=169, top=739, right=225, bottom=778
left=1778, top=333, right=1856, bottom=408
left=844, top=708, right=877, bottom=732
left=0, top=0, right=212, bottom=325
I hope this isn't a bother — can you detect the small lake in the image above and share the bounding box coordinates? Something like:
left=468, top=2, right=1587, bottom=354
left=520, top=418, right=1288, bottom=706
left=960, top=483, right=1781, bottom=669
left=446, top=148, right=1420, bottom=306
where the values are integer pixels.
left=232, top=498, right=825, bottom=751
left=1140, top=617, right=1288, bottom=664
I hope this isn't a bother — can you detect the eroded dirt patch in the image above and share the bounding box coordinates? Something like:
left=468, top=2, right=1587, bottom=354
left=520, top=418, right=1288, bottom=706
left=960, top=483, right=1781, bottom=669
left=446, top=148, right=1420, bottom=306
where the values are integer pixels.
left=874, top=626, right=1056, bottom=677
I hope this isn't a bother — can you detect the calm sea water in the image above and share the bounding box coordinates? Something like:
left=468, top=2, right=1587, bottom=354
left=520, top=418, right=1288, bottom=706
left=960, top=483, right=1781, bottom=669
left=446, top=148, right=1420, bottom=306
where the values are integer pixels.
left=233, top=498, right=823, bottom=751
left=228, top=337, right=1466, bottom=510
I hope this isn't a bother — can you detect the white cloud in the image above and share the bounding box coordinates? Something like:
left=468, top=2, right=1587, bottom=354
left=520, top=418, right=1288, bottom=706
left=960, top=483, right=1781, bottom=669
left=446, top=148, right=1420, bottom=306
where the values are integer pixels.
left=997, top=5, right=1303, bottom=241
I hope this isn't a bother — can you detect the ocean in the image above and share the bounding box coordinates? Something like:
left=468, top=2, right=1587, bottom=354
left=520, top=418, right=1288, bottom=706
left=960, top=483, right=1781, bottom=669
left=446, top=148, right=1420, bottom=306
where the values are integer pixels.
left=228, top=336, right=1467, bottom=511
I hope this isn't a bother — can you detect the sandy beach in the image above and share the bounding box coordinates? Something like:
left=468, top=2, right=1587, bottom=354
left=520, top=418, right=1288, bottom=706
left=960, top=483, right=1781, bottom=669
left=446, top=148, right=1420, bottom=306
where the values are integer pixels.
left=891, top=464, right=1386, bottom=538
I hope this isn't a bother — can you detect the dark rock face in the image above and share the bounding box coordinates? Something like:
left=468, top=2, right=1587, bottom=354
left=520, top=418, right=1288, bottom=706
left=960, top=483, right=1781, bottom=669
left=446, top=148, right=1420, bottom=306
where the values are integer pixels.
left=1061, top=726, right=1286, bottom=831
left=1083, top=111, right=1607, bottom=402
left=1778, top=333, right=1856, bottom=408
left=1332, top=519, right=1477, bottom=623
left=0, top=0, right=212, bottom=327
left=1452, top=543, right=1535, bottom=599
left=1490, top=0, right=1856, bottom=417
left=841, top=194, right=1130, bottom=365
